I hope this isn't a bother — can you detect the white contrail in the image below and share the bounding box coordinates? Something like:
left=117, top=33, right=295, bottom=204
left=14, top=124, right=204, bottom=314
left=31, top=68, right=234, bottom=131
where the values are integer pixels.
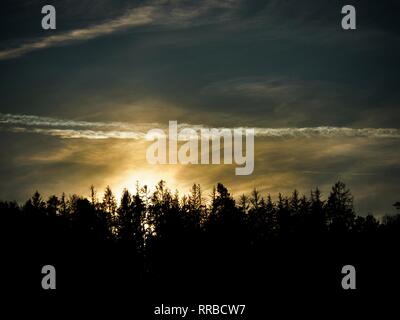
left=0, top=0, right=240, bottom=60
left=0, top=113, right=137, bottom=129
left=0, top=6, right=156, bottom=61
left=253, top=127, right=400, bottom=138
left=1, top=113, right=400, bottom=140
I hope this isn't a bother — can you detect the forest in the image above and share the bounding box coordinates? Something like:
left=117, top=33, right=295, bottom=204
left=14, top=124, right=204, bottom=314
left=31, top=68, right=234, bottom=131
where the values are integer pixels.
left=1, top=180, right=399, bottom=310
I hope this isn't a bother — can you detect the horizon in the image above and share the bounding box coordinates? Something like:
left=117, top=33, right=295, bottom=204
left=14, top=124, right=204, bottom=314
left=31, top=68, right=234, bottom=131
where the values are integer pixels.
left=6, top=178, right=398, bottom=220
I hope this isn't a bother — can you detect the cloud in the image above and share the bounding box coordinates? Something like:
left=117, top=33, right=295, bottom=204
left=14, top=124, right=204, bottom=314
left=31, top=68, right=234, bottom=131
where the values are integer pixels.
left=0, top=0, right=241, bottom=60
left=254, top=127, right=400, bottom=138
left=13, top=128, right=145, bottom=140
left=0, top=6, right=156, bottom=60
left=1, top=113, right=400, bottom=140
left=1, top=113, right=399, bottom=215
left=200, top=76, right=400, bottom=128
left=0, top=112, right=130, bottom=128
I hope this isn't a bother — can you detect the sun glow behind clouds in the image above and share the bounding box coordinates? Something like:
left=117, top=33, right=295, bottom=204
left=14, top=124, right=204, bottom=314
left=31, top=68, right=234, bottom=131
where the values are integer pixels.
left=111, top=167, right=187, bottom=201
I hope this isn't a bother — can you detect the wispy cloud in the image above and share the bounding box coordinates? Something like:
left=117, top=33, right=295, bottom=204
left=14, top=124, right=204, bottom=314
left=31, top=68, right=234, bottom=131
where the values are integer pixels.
left=254, top=127, right=400, bottom=138
left=0, top=6, right=156, bottom=60
left=1, top=113, right=400, bottom=140
left=302, top=170, right=377, bottom=176
left=0, top=113, right=154, bottom=139
left=10, top=127, right=145, bottom=140
left=0, top=0, right=241, bottom=60
left=0, top=113, right=145, bottom=130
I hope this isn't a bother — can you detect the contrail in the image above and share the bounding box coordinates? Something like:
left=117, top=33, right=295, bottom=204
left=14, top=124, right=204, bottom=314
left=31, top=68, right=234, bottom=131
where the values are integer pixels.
left=0, top=6, right=156, bottom=60
left=0, top=0, right=240, bottom=60
left=1, top=113, right=399, bottom=140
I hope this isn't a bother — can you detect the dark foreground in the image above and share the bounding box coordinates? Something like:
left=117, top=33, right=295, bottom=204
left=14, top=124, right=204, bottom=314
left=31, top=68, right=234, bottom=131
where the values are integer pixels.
left=1, top=181, right=399, bottom=317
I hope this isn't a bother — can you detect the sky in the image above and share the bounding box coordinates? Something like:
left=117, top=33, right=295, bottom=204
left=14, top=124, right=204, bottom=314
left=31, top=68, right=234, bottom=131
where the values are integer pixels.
left=0, top=0, right=399, bottom=216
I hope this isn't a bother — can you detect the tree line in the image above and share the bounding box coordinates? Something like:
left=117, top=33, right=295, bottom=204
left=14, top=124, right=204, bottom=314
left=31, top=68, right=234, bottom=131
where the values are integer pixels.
left=2, top=181, right=398, bottom=242
left=1, top=180, right=399, bottom=293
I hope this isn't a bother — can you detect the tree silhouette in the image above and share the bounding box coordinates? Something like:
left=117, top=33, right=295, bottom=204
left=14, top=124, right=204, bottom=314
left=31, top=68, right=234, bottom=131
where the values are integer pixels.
left=1, top=180, right=399, bottom=299
left=326, top=181, right=355, bottom=234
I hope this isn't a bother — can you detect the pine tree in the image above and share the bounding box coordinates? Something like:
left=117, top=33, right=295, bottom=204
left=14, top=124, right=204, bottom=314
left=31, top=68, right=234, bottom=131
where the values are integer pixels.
left=326, top=181, right=355, bottom=233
